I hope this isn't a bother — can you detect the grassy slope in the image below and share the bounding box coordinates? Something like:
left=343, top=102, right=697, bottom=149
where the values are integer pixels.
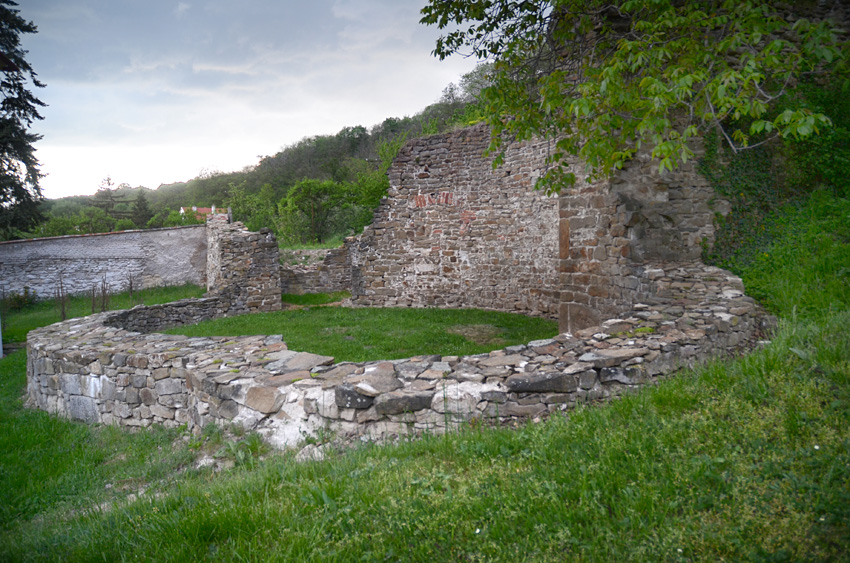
left=0, top=193, right=847, bottom=562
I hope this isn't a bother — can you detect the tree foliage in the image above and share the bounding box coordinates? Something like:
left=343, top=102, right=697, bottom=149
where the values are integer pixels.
left=131, top=191, right=153, bottom=227
left=0, top=0, right=45, bottom=239
left=421, top=0, right=850, bottom=192
left=280, top=179, right=348, bottom=244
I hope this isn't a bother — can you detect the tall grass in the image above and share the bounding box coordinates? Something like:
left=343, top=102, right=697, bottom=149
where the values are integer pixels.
left=736, top=190, right=850, bottom=319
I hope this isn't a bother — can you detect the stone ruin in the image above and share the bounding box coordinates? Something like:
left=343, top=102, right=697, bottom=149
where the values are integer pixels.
left=25, top=125, right=774, bottom=449
left=25, top=262, right=769, bottom=448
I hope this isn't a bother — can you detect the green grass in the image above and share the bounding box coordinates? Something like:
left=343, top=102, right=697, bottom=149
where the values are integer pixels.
left=0, top=192, right=848, bottom=561
left=166, top=306, right=558, bottom=362
left=281, top=291, right=351, bottom=306
left=0, top=314, right=847, bottom=562
left=1, top=284, right=205, bottom=344
left=736, top=190, right=850, bottom=320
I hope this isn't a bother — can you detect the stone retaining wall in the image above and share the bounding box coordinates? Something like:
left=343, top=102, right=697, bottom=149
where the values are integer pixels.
left=0, top=225, right=207, bottom=297
left=26, top=262, right=773, bottom=449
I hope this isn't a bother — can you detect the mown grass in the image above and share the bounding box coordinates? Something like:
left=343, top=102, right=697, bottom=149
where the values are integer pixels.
left=0, top=192, right=847, bottom=561
left=165, top=306, right=558, bottom=362
left=1, top=283, right=205, bottom=344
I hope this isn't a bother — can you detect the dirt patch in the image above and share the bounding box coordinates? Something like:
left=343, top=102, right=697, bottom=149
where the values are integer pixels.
left=447, top=324, right=507, bottom=347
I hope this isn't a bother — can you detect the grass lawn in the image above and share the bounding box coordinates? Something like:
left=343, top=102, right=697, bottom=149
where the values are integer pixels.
left=0, top=192, right=847, bottom=561
left=1, top=284, right=205, bottom=344
left=165, top=306, right=558, bottom=362
left=281, top=290, right=351, bottom=306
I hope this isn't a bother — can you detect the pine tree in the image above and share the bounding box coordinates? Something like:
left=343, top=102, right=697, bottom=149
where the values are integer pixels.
left=0, top=0, right=45, bottom=239
left=132, top=191, right=153, bottom=227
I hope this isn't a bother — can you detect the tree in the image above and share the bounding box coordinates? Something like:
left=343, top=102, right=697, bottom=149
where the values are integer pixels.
left=421, top=0, right=849, bottom=192
left=280, top=179, right=347, bottom=243
left=77, top=207, right=116, bottom=234
left=132, top=191, right=153, bottom=227
left=0, top=0, right=45, bottom=239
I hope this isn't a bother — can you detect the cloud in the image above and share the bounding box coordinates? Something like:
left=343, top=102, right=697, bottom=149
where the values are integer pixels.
left=22, top=0, right=480, bottom=198
left=174, top=2, right=190, bottom=17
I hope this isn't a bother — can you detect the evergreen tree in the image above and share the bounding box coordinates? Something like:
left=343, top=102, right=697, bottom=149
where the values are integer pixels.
left=0, top=0, right=45, bottom=239
left=132, top=191, right=153, bottom=227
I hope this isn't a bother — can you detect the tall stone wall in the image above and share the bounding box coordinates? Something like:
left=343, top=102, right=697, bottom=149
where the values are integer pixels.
left=347, top=125, right=726, bottom=330
left=348, top=124, right=560, bottom=318
left=557, top=149, right=726, bottom=332
left=205, top=215, right=283, bottom=315
left=0, top=226, right=207, bottom=298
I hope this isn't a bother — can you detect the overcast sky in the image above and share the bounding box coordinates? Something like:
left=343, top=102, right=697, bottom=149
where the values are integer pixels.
left=21, top=0, right=478, bottom=199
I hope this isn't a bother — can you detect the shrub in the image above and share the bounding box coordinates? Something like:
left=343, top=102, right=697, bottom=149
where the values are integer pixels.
left=0, top=286, right=37, bottom=311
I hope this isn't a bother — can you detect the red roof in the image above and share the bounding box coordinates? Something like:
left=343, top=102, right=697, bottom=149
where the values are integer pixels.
left=180, top=206, right=215, bottom=221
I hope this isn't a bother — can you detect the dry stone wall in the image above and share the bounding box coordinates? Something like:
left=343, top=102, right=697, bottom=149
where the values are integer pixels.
left=26, top=262, right=773, bottom=448
left=348, top=124, right=560, bottom=318
left=0, top=226, right=207, bottom=297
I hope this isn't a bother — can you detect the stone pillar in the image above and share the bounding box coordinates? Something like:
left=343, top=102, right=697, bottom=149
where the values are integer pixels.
left=205, top=215, right=282, bottom=315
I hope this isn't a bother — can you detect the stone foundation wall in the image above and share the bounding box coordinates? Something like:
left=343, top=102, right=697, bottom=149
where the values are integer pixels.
left=279, top=246, right=351, bottom=295
left=0, top=226, right=207, bottom=297
left=26, top=263, right=773, bottom=449
left=348, top=124, right=560, bottom=318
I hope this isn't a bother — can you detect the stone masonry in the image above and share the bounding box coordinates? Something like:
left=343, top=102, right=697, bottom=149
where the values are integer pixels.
left=344, top=124, right=727, bottom=334
left=205, top=215, right=282, bottom=315
left=347, top=124, right=560, bottom=318
left=557, top=149, right=726, bottom=332
left=26, top=262, right=773, bottom=448
left=0, top=225, right=207, bottom=298
left=279, top=246, right=351, bottom=295
left=23, top=123, right=770, bottom=450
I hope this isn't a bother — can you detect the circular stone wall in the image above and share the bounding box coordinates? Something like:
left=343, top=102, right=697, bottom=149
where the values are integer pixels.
left=26, top=263, right=773, bottom=449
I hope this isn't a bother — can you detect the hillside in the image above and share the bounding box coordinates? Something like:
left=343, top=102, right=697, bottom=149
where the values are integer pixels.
left=28, top=70, right=489, bottom=246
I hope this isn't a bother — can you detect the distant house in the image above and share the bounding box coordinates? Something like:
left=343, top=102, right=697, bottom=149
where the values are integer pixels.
left=179, top=206, right=217, bottom=221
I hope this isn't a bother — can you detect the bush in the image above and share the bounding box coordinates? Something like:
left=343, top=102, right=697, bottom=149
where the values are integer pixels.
left=701, top=81, right=850, bottom=270
left=0, top=287, right=37, bottom=311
